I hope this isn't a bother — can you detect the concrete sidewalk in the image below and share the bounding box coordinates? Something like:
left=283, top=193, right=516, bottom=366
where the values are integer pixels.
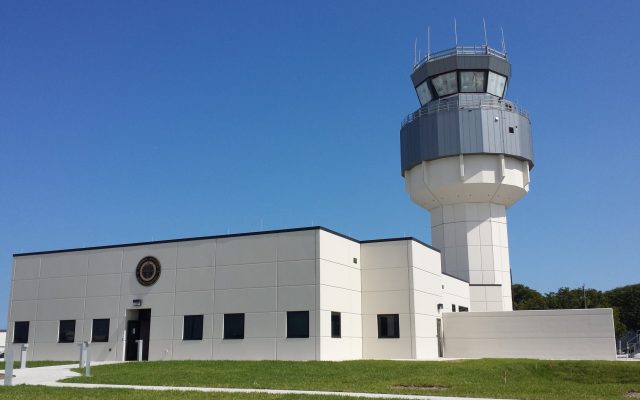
left=3, top=363, right=512, bottom=400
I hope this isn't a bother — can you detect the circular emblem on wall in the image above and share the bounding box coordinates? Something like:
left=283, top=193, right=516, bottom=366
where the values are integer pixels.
left=136, top=256, right=161, bottom=286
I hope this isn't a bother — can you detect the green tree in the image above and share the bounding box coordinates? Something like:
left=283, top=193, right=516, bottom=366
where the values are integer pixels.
left=605, top=284, right=640, bottom=332
left=511, top=284, right=547, bottom=310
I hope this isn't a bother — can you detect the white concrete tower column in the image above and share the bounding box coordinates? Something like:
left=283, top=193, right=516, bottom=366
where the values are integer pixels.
left=403, top=154, right=531, bottom=312
left=430, top=203, right=512, bottom=311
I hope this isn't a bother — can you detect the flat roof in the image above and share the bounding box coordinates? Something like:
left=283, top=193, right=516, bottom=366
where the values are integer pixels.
left=13, top=226, right=441, bottom=257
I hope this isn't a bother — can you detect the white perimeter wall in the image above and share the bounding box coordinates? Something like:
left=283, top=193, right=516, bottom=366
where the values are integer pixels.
left=442, top=309, right=617, bottom=360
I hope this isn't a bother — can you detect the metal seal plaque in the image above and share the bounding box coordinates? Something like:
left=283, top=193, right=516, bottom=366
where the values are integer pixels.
left=136, top=256, right=161, bottom=286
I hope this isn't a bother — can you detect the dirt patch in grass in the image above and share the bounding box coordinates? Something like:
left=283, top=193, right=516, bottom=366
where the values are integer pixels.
left=625, top=391, right=640, bottom=398
left=391, top=384, right=448, bottom=391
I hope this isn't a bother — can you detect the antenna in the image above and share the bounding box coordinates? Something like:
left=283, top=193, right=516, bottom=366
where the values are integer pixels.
left=414, top=37, right=417, bottom=66
left=427, top=26, right=431, bottom=60
left=483, top=18, right=488, bottom=47
left=454, top=18, right=458, bottom=46
left=501, top=26, right=507, bottom=54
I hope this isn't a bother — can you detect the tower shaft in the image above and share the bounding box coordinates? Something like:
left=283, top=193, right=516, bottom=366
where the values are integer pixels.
left=431, top=202, right=512, bottom=311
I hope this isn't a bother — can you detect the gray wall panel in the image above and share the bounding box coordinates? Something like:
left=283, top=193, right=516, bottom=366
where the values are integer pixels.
left=400, top=96, right=533, bottom=175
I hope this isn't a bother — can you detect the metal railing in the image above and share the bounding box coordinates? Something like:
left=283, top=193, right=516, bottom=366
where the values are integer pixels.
left=414, top=45, right=507, bottom=70
left=618, top=331, right=640, bottom=358
left=401, top=96, right=528, bottom=128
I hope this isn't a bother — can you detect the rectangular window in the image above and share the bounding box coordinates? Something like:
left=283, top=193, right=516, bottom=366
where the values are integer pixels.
left=224, top=313, right=244, bottom=339
left=287, top=311, right=309, bottom=338
left=377, top=314, right=400, bottom=338
left=431, top=71, right=458, bottom=97
left=460, top=71, right=485, bottom=92
left=452, top=304, right=457, bottom=312
left=183, top=315, right=204, bottom=341
left=58, top=320, right=76, bottom=343
left=459, top=306, right=469, bottom=312
left=487, top=71, right=507, bottom=97
left=415, top=80, right=432, bottom=105
left=92, top=319, right=110, bottom=343
left=13, top=321, right=29, bottom=344
left=331, top=312, right=341, bottom=338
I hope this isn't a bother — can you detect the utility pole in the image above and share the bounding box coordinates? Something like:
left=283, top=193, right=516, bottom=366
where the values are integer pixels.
left=582, top=284, right=587, bottom=309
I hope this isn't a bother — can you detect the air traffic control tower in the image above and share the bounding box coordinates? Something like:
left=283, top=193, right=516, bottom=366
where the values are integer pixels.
left=400, top=44, right=533, bottom=311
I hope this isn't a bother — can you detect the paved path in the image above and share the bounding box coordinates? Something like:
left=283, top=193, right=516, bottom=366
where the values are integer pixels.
left=2, top=363, right=511, bottom=400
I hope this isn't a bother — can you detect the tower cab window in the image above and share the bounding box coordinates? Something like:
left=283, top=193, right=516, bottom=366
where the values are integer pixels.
left=415, top=80, right=432, bottom=106
left=460, top=71, right=485, bottom=92
left=431, top=71, right=458, bottom=97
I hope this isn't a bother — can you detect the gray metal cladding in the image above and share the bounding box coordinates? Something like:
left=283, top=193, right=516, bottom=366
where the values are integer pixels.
left=400, top=95, right=533, bottom=175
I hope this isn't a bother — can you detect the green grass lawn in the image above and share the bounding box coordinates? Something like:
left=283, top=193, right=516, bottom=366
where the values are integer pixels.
left=0, top=360, right=73, bottom=369
left=0, top=386, right=353, bottom=400
left=62, top=359, right=640, bottom=400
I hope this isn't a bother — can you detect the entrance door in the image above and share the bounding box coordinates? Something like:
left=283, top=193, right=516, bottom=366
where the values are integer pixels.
left=125, top=309, right=151, bottom=361
left=436, top=318, right=444, bottom=358
left=125, top=320, right=140, bottom=361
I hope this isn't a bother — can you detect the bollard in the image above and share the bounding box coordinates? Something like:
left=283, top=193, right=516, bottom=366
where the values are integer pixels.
left=84, top=344, right=91, bottom=377
left=3, top=346, right=13, bottom=386
left=136, top=339, right=143, bottom=361
left=20, top=344, right=28, bottom=369
left=78, top=342, right=87, bottom=368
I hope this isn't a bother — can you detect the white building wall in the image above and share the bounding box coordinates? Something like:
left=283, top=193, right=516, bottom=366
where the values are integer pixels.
left=7, top=230, right=326, bottom=362
left=409, top=241, right=446, bottom=359
left=317, top=231, right=362, bottom=360
left=441, top=274, right=471, bottom=312
left=442, top=309, right=617, bottom=360
left=360, top=240, right=413, bottom=359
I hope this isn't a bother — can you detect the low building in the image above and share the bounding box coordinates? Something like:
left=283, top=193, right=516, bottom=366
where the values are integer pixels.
left=6, top=227, right=469, bottom=362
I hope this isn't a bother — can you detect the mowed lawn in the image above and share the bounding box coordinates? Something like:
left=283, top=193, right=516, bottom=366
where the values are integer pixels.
left=63, top=359, right=640, bottom=400
left=0, top=386, right=351, bottom=400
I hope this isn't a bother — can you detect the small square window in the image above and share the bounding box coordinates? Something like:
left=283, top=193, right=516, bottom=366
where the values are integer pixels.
left=13, top=321, right=29, bottom=344
left=377, top=314, right=399, bottom=338
left=287, top=311, right=309, bottom=338
left=353, top=257, right=358, bottom=264
left=224, top=313, right=244, bottom=339
left=331, top=312, right=341, bottom=338
left=58, top=320, right=76, bottom=343
left=183, top=315, right=204, bottom=341
left=92, top=319, right=110, bottom=342
left=508, top=126, right=515, bottom=134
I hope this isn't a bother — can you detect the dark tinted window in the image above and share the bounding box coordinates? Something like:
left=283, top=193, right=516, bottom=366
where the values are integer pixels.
left=13, top=321, right=29, bottom=343
left=458, top=306, right=469, bottom=312
left=224, top=314, right=244, bottom=339
left=287, top=311, right=309, bottom=338
left=92, top=319, right=110, bottom=342
left=331, top=312, right=341, bottom=338
left=452, top=304, right=457, bottom=312
left=183, top=315, right=204, bottom=340
left=58, top=320, right=76, bottom=343
left=377, top=314, right=399, bottom=338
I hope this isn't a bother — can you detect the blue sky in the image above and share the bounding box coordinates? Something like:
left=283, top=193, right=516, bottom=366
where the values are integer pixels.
left=1, top=1, right=639, bottom=327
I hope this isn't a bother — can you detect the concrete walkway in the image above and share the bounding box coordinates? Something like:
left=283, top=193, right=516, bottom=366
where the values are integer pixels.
left=2, top=363, right=511, bottom=400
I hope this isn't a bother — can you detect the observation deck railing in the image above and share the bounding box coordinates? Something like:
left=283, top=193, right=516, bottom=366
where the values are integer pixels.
left=414, top=45, right=507, bottom=70
left=401, top=96, right=528, bottom=128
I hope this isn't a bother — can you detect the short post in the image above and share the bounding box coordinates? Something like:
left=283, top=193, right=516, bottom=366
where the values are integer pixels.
left=3, top=346, right=13, bottom=386
left=78, top=342, right=87, bottom=368
left=136, top=339, right=143, bottom=361
left=84, top=344, right=91, bottom=377
left=19, top=344, right=28, bottom=369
